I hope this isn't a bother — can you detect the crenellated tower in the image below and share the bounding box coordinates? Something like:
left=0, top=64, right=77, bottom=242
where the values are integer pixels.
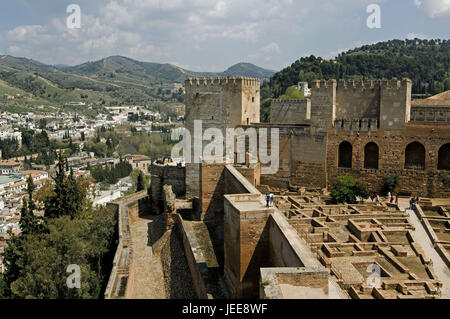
left=184, top=77, right=261, bottom=199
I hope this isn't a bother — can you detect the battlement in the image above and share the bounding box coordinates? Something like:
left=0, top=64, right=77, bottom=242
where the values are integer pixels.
left=312, top=79, right=337, bottom=89
left=185, top=76, right=260, bottom=87
left=272, top=99, right=309, bottom=104
left=336, top=78, right=412, bottom=90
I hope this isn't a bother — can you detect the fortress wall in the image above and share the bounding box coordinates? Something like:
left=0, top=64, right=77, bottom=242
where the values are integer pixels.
left=310, top=80, right=337, bottom=131
left=270, top=99, right=310, bottom=124
left=379, top=79, right=412, bottom=130
left=326, top=125, right=450, bottom=197
left=336, top=80, right=380, bottom=120
left=104, top=191, right=150, bottom=299
left=151, top=162, right=185, bottom=211
left=200, top=163, right=226, bottom=221
left=184, top=77, right=260, bottom=199
left=411, top=106, right=450, bottom=124
left=290, top=132, right=328, bottom=189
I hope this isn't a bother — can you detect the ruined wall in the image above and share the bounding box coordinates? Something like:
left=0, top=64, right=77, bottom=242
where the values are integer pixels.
left=184, top=77, right=261, bottom=199
left=151, top=162, right=185, bottom=211
left=270, top=99, right=311, bottom=124
left=326, top=124, right=450, bottom=197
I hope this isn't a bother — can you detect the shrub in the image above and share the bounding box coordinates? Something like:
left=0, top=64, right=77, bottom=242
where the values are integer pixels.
left=443, top=172, right=450, bottom=188
left=382, top=175, right=399, bottom=195
left=330, top=176, right=370, bottom=204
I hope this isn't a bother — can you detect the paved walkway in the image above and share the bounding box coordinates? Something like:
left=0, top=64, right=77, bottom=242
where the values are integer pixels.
left=129, top=215, right=167, bottom=299
left=398, top=199, right=450, bottom=299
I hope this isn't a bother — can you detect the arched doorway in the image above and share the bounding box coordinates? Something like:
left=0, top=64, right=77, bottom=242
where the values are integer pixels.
left=338, top=141, right=353, bottom=168
left=364, top=142, right=379, bottom=169
left=438, top=143, right=450, bottom=170
left=405, top=142, right=425, bottom=170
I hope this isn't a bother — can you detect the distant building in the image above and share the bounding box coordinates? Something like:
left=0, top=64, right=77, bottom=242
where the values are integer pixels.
left=124, top=154, right=152, bottom=173
left=297, top=82, right=311, bottom=97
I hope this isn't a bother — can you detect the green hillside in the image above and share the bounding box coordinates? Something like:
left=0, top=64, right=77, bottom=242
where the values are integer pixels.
left=0, top=54, right=275, bottom=114
left=265, top=38, right=450, bottom=99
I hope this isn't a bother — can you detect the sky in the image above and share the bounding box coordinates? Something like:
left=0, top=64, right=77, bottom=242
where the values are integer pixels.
left=0, top=0, right=449, bottom=72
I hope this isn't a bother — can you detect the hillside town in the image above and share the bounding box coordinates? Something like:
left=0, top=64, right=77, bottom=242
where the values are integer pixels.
left=0, top=105, right=170, bottom=272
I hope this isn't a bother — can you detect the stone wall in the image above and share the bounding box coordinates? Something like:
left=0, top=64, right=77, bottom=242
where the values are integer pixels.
left=184, top=77, right=261, bottom=199
left=151, top=161, right=186, bottom=211
left=326, top=124, right=450, bottom=197
left=270, top=99, right=310, bottom=124
left=411, top=106, right=450, bottom=124
left=104, top=191, right=150, bottom=299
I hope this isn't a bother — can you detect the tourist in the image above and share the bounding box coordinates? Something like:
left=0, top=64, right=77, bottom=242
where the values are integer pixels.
left=388, top=192, right=391, bottom=200
left=390, top=195, right=394, bottom=204
left=376, top=194, right=380, bottom=203
left=269, top=193, right=275, bottom=207
left=416, top=197, right=420, bottom=205
left=395, top=195, right=399, bottom=205
left=266, top=194, right=270, bottom=208
left=410, top=197, right=416, bottom=210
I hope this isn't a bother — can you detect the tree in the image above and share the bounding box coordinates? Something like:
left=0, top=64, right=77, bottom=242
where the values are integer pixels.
left=330, top=176, right=369, bottom=204
left=19, top=176, right=46, bottom=236
left=136, top=171, right=145, bottom=192
left=44, top=153, right=87, bottom=219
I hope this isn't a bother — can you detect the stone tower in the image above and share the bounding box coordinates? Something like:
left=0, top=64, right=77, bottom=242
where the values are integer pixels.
left=184, top=77, right=261, bottom=199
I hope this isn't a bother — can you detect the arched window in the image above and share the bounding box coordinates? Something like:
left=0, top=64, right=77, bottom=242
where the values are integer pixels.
left=338, top=141, right=353, bottom=168
left=405, top=142, right=426, bottom=170
left=364, top=142, right=379, bottom=169
left=438, top=143, right=450, bottom=170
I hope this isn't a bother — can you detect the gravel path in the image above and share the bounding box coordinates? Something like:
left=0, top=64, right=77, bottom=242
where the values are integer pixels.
left=129, top=215, right=167, bottom=299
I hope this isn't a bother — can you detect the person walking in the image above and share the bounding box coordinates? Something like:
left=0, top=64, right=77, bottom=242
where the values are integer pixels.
left=269, top=193, right=275, bottom=207
left=265, top=194, right=270, bottom=208
left=376, top=194, right=380, bottom=203
left=387, top=192, right=391, bottom=201
left=395, top=195, right=399, bottom=206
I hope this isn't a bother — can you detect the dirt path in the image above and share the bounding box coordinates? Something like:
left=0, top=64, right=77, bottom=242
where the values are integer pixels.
left=398, top=199, right=450, bottom=298
left=129, top=215, right=167, bottom=299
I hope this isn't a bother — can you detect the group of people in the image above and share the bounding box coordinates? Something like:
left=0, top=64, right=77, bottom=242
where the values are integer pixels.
left=370, top=192, right=399, bottom=205
left=265, top=193, right=275, bottom=208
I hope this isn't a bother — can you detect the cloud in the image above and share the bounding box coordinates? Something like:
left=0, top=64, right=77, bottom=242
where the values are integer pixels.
left=414, top=0, right=450, bottom=18
left=1, top=0, right=448, bottom=70
left=248, top=42, right=281, bottom=64
left=406, top=32, right=430, bottom=40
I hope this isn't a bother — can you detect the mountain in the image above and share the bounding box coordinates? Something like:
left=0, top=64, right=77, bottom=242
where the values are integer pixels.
left=0, top=55, right=276, bottom=111
left=265, top=38, right=450, bottom=99
left=60, top=56, right=274, bottom=82
left=219, top=63, right=275, bottom=81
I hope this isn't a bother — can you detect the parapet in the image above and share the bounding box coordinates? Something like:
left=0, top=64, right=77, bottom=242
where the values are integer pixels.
left=271, top=99, right=309, bottom=104
left=312, top=78, right=412, bottom=90
left=336, top=78, right=412, bottom=90
left=312, top=79, right=337, bottom=89
left=185, top=76, right=261, bottom=87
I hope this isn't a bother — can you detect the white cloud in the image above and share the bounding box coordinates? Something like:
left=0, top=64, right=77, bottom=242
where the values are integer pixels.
left=1, top=0, right=448, bottom=70
left=415, top=0, right=450, bottom=18
left=406, top=32, right=430, bottom=40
